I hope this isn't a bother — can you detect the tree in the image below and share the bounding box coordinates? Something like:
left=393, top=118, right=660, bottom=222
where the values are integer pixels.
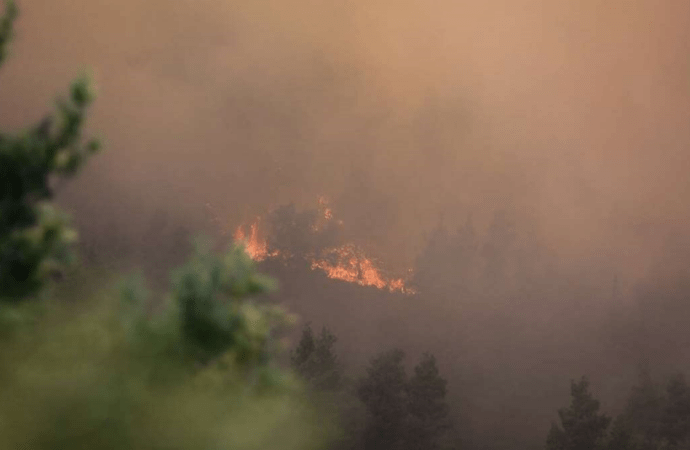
left=660, top=374, right=690, bottom=447
left=292, top=323, right=342, bottom=391
left=0, top=0, right=16, bottom=65
left=607, top=416, right=637, bottom=450
left=615, top=364, right=664, bottom=449
left=546, top=377, right=611, bottom=450
left=292, top=323, right=316, bottom=370
left=357, top=349, right=409, bottom=450
left=0, top=4, right=328, bottom=448
left=169, top=237, right=284, bottom=367
left=407, top=353, right=452, bottom=450
left=0, top=0, right=100, bottom=302
left=291, top=324, right=364, bottom=450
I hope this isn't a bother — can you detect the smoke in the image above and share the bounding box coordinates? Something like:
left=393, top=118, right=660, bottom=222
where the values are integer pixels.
left=0, top=0, right=686, bottom=273
left=3, top=0, right=690, bottom=448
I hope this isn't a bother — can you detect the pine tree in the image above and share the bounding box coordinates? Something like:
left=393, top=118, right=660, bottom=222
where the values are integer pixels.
left=618, top=363, right=663, bottom=448
left=607, top=416, right=637, bottom=450
left=0, top=4, right=326, bottom=447
left=546, top=377, right=611, bottom=450
left=0, top=0, right=16, bottom=65
left=292, top=324, right=342, bottom=391
left=407, top=353, right=452, bottom=450
left=357, top=349, right=409, bottom=450
left=0, top=0, right=100, bottom=302
left=311, top=326, right=341, bottom=390
left=660, top=374, right=690, bottom=447
left=292, top=323, right=316, bottom=373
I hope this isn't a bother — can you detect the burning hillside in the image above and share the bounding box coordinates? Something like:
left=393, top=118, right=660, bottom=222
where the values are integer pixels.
left=211, top=198, right=414, bottom=294
left=232, top=218, right=278, bottom=261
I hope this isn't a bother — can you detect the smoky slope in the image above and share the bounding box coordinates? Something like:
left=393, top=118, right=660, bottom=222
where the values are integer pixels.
left=254, top=211, right=669, bottom=450
left=1, top=0, right=689, bottom=280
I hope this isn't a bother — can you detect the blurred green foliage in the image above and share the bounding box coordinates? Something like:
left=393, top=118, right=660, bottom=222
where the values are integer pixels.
left=0, top=2, right=331, bottom=448
left=0, top=0, right=16, bottom=65
left=0, top=247, right=327, bottom=450
left=0, top=0, right=100, bottom=302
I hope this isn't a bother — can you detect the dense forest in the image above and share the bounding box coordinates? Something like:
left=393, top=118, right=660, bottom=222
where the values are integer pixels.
left=4, top=1, right=690, bottom=449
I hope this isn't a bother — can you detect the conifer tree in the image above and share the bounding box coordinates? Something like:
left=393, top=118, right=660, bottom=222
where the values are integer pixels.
left=0, top=0, right=100, bottom=302
left=546, top=377, right=611, bottom=450
left=607, top=416, right=637, bottom=450
left=292, top=323, right=316, bottom=372
left=616, top=364, right=663, bottom=449
left=660, top=374, right=690, bottom=447
left=292, top=323, right=341, bottom=391
left=357, top=349, right=409, bottom=450
left=0, top=3, right=327, bottom=448
left=407, top=353, right=452, bottom=450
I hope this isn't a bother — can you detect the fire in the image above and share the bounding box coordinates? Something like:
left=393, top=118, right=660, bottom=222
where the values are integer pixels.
left=310, top=244, right=413, bottom=293
left=318, top=196, right=333, bottom=220
left=218, top=198, right=414, bottom=294
left=233, top=218, right=275, bottom=261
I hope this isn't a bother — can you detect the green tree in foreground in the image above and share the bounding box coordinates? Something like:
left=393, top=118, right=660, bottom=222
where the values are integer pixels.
left=0, top=0, right=100, bottom=302
left=0, top=3, right=328, bottom=448
left=0, top=0, right=16, bottom=65
left=546, top=377, right=611, bottom=450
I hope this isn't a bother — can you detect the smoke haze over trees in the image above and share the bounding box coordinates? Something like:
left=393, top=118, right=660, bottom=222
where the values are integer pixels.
left=4, top=0, right=690, bottom=449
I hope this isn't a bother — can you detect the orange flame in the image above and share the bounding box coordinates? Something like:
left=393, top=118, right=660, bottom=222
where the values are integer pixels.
left=318, top=196, right=333, bottom=220
left=233, top=218, right=273, bottom=261
left=310, top=244, right=413, bottom=293
left=225, top=199, right=414, bottom=294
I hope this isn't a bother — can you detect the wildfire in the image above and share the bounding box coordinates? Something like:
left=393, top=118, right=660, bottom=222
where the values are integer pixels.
left=217, top=197, right=414, bottom=294
left=318, top=196, right=333, bottom=220
left=310, top=244, right=413, bottom=294
left=233, top=218, right=275, bottom=261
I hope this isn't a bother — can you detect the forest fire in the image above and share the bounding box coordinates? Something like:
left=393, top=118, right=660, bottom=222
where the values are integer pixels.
left=232, top=218, right=277, bottom=261
left=309, top=245, right=413, bottom=293
left=318, top=195, right=333, bottom=220
left=224, top=198, right=414, bottom=294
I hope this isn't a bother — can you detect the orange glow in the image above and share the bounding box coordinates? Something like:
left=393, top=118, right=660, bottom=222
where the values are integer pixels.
left=233, top=218, right=275, bottom=261
left=310, top=244, right=414, bottom=293
left=318, top=196, right=333, bottom=220
left=228, top=198, right=414, bottom=294
left=324, top=208, right=333, bottom=220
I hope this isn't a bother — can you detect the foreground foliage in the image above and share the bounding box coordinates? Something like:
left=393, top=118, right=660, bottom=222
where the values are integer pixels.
left=0, top=245, right=328, bottom=450
left=0, top=3, right=328, bottom=448
left=0, top=0, right=99, bottom=301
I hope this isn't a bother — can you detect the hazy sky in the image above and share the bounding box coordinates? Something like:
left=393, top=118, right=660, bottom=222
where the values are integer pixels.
left=1, top=0, right=689, bottom=278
